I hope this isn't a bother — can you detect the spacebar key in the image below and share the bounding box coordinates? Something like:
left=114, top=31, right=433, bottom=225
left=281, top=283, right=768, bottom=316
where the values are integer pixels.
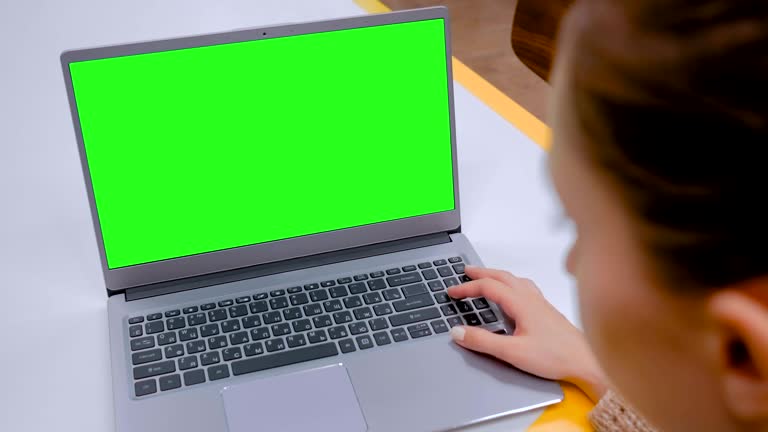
left=231, top=342, right=339, bottom=376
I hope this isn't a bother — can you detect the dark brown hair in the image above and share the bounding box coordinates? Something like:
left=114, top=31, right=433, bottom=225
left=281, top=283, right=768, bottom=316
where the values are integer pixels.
left=563, top=0, right=768, bottom=288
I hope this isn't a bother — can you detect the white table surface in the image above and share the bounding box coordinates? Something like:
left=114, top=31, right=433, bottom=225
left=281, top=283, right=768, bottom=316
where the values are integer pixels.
left=0, top=1, right=577, bottom=430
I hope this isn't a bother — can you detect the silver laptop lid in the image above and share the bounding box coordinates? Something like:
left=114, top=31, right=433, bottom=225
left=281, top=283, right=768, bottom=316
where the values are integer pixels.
left=60, top=7, right=460, bottom=293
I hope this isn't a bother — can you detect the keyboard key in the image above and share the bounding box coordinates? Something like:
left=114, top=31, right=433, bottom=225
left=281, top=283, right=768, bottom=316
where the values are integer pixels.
left=473, top=298, right=491, bottom=310
left=183, top=306, right=199, bottom=314
left=323, top=300, right=343, bottom=313
left=402, top=265, right=417, bottom=272
left=147, top=313, right=162, bottom=321
left=456, top=300, right=473, bottom=314
left=402, top=283, right=428, bottom=297
left=448, top=256, right=463, bottom=263
left=133, top=360, right=176, bottom=380
left=353, top=307, right=373, bottom=320
left=337, top=277, right=353, bottom=284
left=145, top=321, right=164, bottom=334
left=265, top=338, right=286, bottom=352
left=159, top=374, right=181, bottom=391
left=250, top=327, right=270, bottom=341
left=312, top=315, right=333, bottom=328
left=236, top=296, right=251, bottom=304
left=356, top=335, right=374, bottom=349
left=229, top=331, right=250, bottom=345
left=271, top=323, right=291, bottom=336
left=369, top=271, right=385, bottom=278
left=304, top=283, right=320, bottom=291
left=320, top=280, right=336, bottom=288
left=289, top=293, right=309, bottom=306
left=353, top=274, right=369, bottom=281
left=250, top=301, right=268, bottom=314
left=218, top=299, right=234, bottom=307
left=392, top=293, right=435, bottom=312
left=434, top=292, right=450, bottom=304
left=242, top=315, right=262, bottom=329
left=389, top=307, right=441, bottom=327
left=367, top=279, right=387, bottom=291
left=207, top=336, right=227, bottom=349
left=433, top=259, right=447, bottom=266
left=460, top=275, right=472, bottom=283
left=253, top=293, right=268, bottom=300
left=131, top=336, right=155, bottom=351
left=200, top=324, right=219, bottom=337
left=443, top=277, right=460, bottom=288
left=229, top=305, right=248, bottom=318
left=208, top=309, right=227, bottom=322
left=441, top=304, right=458, bottom=316
left=464, top=313, right=482, bottom=326
left=283, top=307, right=303, bottom=321
left=348, top=282, right=367, bottom=294
left=307, top=330, right=328, bottom=344
left=373, top=303, right=393, bottom=316
left=480, top=310, right=498, bottom=323
left=373, top=331, right=391, bottom=346
left=421, top=269, right=438, bottom=280
left=328, top=326, right=349, bottom=339
left=343, top=295, right=363, bottom=309
left=163, top=344, right=184, bottom=359
left=303, top=303, right=323, bottom=316
left=309, top=290, right=329, bottom=302
left=431, top=319, right=449, bottom=334
left=221, top=319, right=241, bottom=333
left=453, top=263, right=465, bottom=274
left=437, top=266, right=453, bottom=278
left=128, top=316, right=144, bottom=324
left=417, top=262, right=432, bottom=269
left=362, top=292, right=382, bottom=304
left=200, top=303, right=215, bottom=311
left=270, top=297, right=289, bottom=310
left=208, top=364, right=230, bottom=381
left=391, top=328, right=409, bottom=342
left=186, top=340, right=206, bottom=354
left=386, top=268, right=401, bottom=275
left=339, top=339, right=356, bottom=353
left=386, top=273, right=422, bottom=287
left=183, top=369, right=206, bottom=386
left=369, top=318, right=389, bottom=331
left=270, top=289, right=285, bottom=297
left=132, top=348, right=162, bottom=365
left=223, top=347, right=243, bottom=361
left=135, top=379, right=157, bottom=397
left=157, top=332, right=177, bottom=346
left=428, top=280, right=445, bottom=291
left=292, top=319, right=312, bottom=333
left=286, top=334, right=307, bottom=348
left=287, top=286, right=302, bottom=294
left=447, top=316, right=463, bottom=327
left=333, top=311, right=353, bottom=324
left=329, top=286, right=348, bottom=298
left=348, top=322, right=368, bottom=335
left=129, top=325, right=143, bottom=338
left=263, top=311, right=282, bottom=324
left=200, top=351, right=220, bottom=366
left=408, top=325, right=432, bottom=339
left=382, top=288, right=403, bottom=301
left=244, top=342, right=264, bottom=356
left=178, top=356, right=198, bottom=370
left=187, top=313, right=207, bottom=326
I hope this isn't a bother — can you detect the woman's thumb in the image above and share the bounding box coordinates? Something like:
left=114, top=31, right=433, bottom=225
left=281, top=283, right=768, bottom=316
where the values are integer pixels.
left=449, top=325, right=512, bottom=360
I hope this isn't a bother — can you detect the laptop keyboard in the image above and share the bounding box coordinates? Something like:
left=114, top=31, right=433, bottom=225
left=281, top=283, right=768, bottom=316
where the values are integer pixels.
left=126, top=256, right=499, bottom=397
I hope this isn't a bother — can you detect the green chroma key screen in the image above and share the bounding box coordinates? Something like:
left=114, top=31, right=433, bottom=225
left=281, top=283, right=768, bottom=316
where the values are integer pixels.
left=69, top=19, right=455, bottom=269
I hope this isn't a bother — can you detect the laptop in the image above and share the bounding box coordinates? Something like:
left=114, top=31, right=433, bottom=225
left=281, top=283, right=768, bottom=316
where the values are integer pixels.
left=60, top=7, right=562, bottom=432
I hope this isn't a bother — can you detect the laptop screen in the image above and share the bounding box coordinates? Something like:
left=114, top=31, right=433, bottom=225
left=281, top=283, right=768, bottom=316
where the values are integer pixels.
left=68, top=18, right=455, bottom=269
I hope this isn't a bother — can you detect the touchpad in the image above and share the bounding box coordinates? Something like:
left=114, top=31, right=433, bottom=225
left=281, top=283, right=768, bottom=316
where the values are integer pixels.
left=221, top=364, right=367, bottom=432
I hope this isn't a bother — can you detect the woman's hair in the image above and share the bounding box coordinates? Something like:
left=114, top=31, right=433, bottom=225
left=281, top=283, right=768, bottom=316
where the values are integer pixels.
left=564, top=0, right=768, bottom=288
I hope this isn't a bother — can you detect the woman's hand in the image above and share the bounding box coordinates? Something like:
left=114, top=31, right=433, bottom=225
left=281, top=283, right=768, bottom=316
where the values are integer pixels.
left=448, top=265, right=608, bottom=403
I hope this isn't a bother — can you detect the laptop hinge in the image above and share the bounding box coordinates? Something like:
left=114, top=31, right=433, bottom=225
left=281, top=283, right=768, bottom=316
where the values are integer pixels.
left=125, top=232, right=452, bottom=301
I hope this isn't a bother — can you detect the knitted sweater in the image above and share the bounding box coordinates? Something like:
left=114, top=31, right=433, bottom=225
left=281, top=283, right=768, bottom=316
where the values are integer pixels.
left=589, top=390, right=658, bottom=432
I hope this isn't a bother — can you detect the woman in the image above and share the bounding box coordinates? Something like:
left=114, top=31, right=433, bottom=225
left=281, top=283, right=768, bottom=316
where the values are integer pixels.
left=447, top=0, right=768, bottom=431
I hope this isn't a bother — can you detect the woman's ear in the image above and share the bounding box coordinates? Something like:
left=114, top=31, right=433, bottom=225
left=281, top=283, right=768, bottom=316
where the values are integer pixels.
left=709, top=288, right=768, bottom=422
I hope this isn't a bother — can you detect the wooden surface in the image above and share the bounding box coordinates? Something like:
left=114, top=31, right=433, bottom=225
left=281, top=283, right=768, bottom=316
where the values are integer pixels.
left=511, top=0, right=572, bottom=81
left=382, top=0, right=551, bottom=121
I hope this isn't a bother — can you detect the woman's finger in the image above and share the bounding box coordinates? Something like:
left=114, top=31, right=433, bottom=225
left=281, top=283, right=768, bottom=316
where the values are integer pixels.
left=449, top=325, right=517, bottom=360
left=464, top=265, right=518, bottom=286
